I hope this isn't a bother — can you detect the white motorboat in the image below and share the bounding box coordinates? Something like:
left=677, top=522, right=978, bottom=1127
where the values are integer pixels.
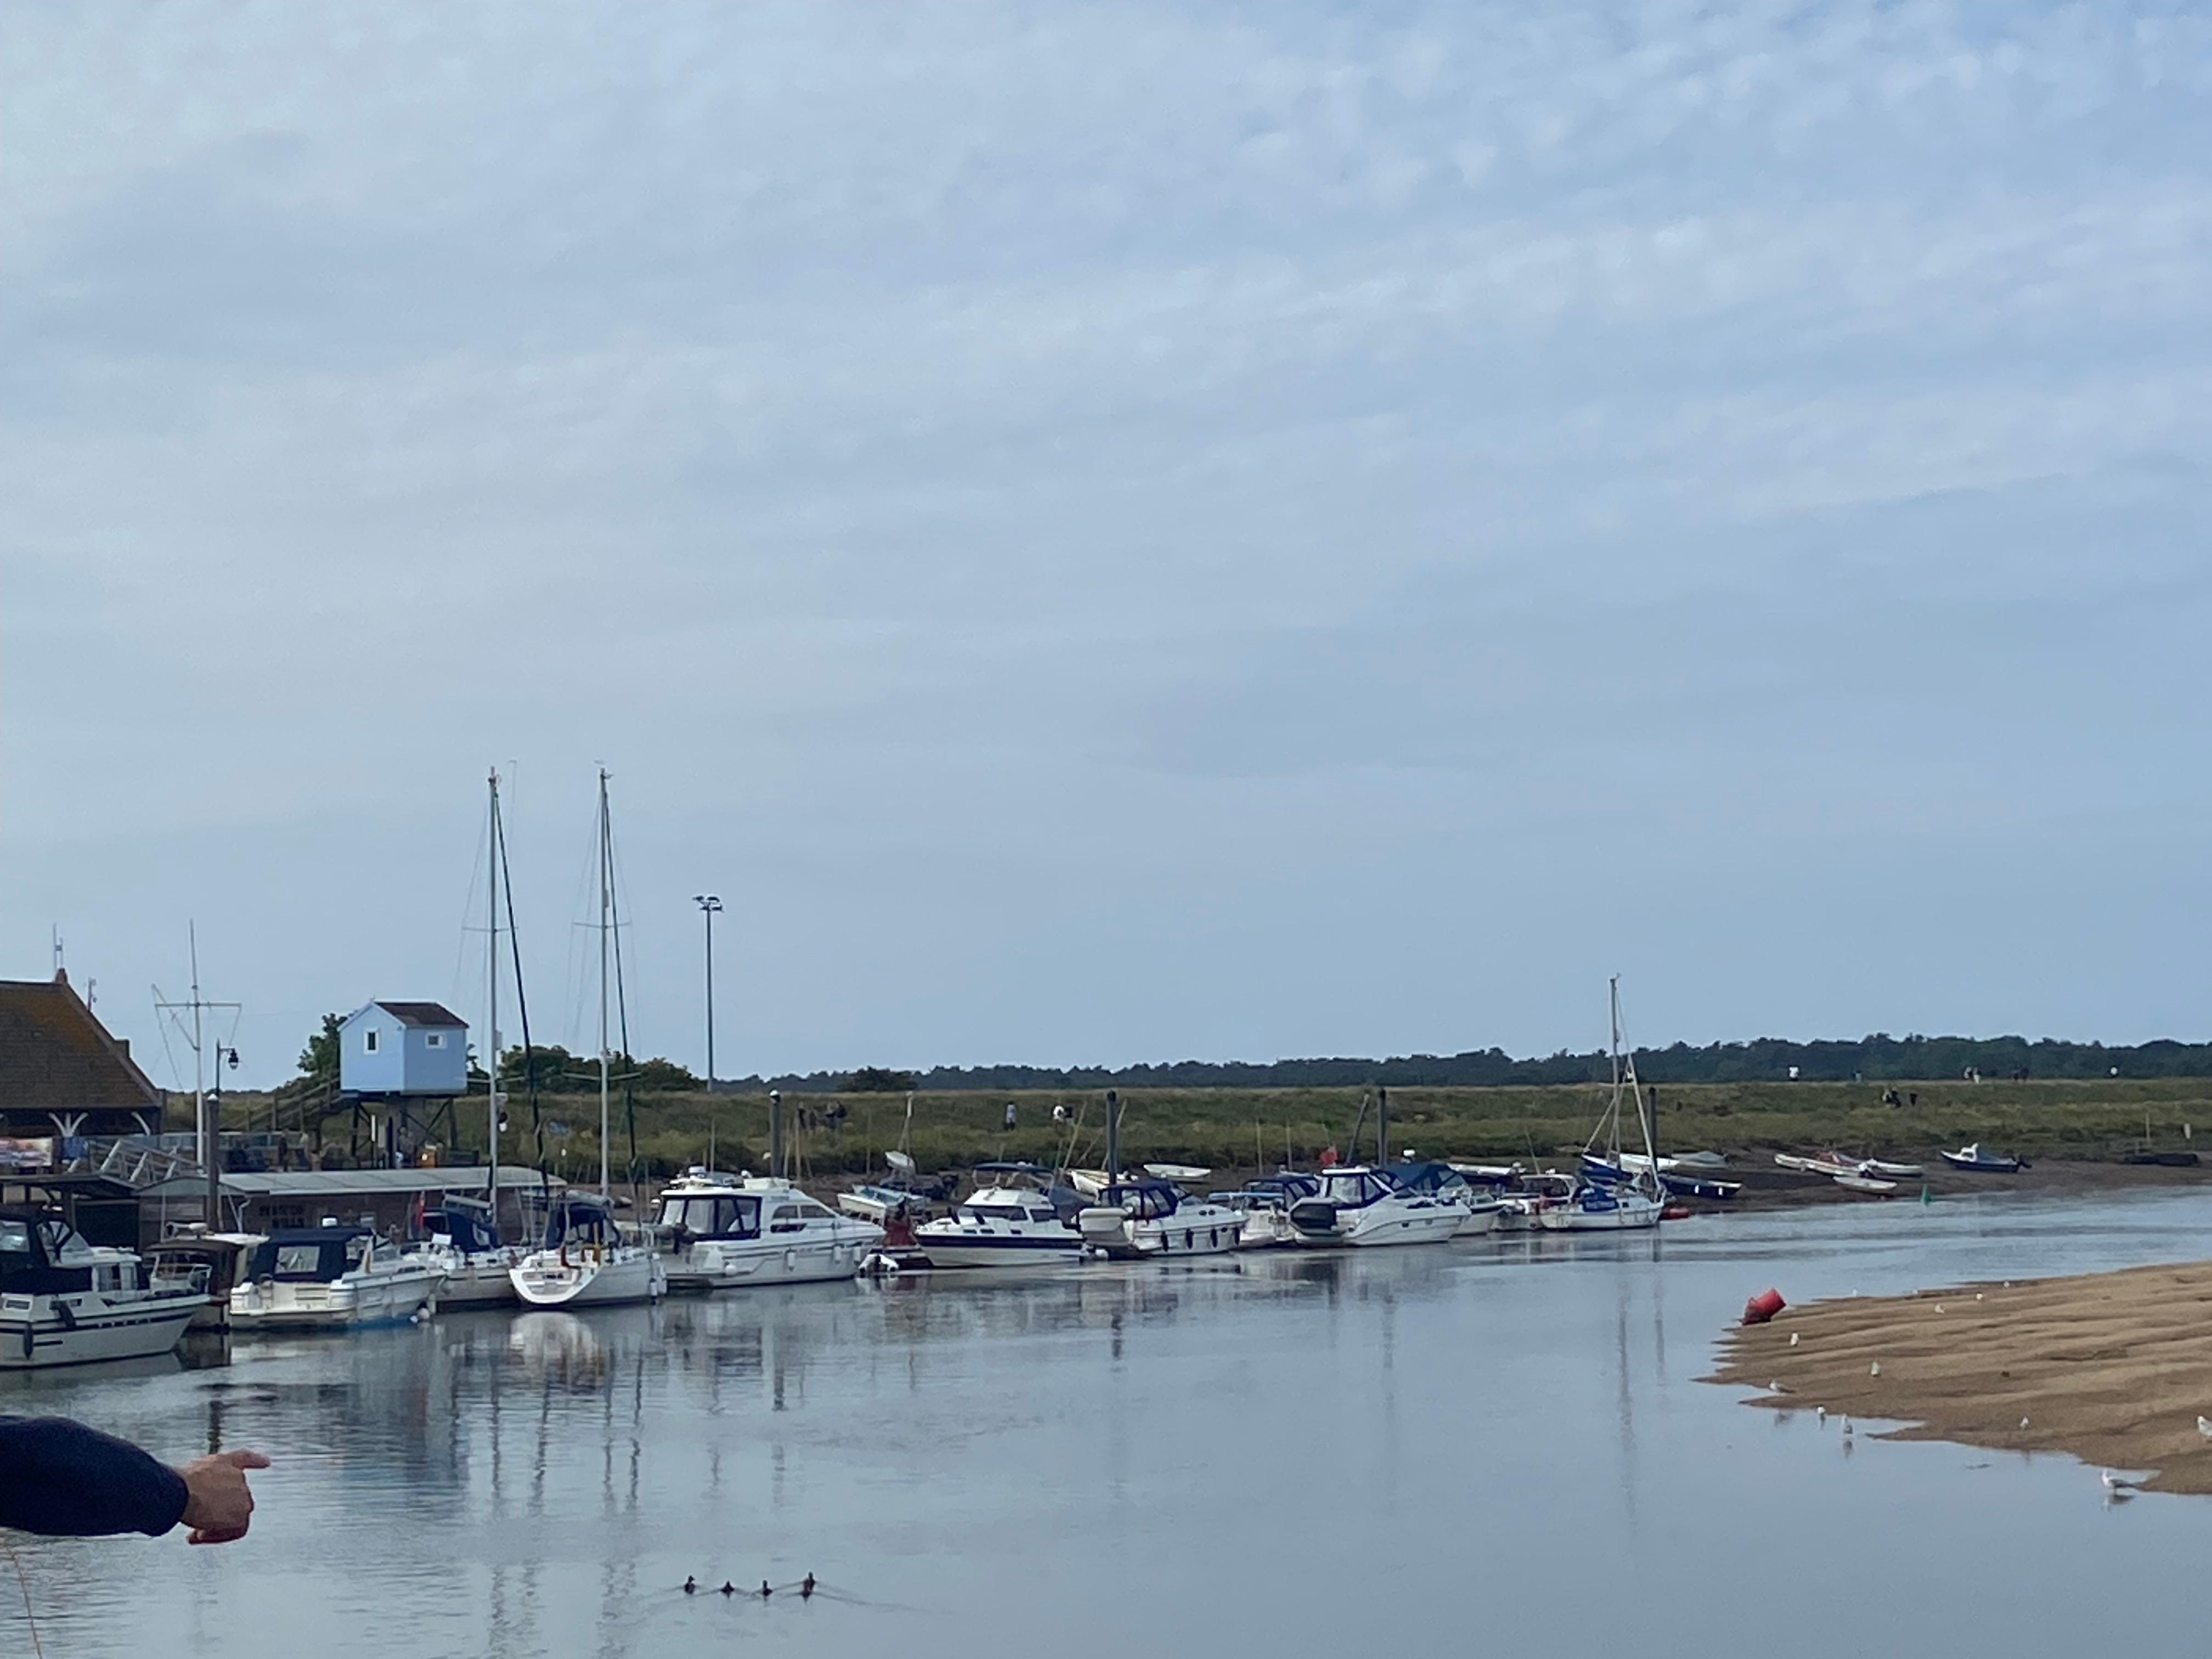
left=146, top=1229, right=263, bottom=1330
left=403, top=1197, right=521, bottom=1309
left=1076, top=1178, right=1246, bottom=1259
left=1141, top=1162, right=1211, bottom=1183
left=228, top=1226, right=447, bottom=1331
left=1208, top=1175, right=1320, bottom=1249
left=914, top=1164, right=1085, bottom=1268
left=510, top=1194, right=667, bottom=1307
left=1286, top=1168, right=1465, bottom=1248
left=1493, top=1171, right=1577, bottom=1232
left=1380, top=1160, right=1511, bottom=1236
left=655, top=1169, right=882, bottom=1290
left=0, top=1206, right=211, bottom=1368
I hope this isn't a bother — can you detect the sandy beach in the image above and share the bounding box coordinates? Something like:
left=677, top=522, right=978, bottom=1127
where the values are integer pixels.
left=1708, top=1260, right=2212, bottom=1492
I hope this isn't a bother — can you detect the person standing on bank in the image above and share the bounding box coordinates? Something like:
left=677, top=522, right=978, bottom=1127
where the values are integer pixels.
left=0, top=1416, right=268, bottom=1543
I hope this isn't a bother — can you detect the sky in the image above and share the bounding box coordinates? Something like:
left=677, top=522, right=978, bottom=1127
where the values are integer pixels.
left=4, top=2, right=2210, bottom=1090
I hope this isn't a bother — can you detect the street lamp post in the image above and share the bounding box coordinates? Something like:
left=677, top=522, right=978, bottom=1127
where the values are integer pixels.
left=693, top=894, right=723, bottom=1094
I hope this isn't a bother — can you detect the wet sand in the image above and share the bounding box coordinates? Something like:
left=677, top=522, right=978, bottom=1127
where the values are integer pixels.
left=1708, top=1261, right=2212, bottom=1492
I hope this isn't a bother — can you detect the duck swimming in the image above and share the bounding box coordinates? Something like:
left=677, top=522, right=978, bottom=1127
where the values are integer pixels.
left=719, top=1582, right=736, bottom=1597
left=683, top=1577, right=697, bottom=1595
left=800, top=1573, right=816, bottom=1600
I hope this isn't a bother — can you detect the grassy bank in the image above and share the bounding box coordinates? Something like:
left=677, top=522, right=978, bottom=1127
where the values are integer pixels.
left=210, top=1076, right=2212, bottom=1184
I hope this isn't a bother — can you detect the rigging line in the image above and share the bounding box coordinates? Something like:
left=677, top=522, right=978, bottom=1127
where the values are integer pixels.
left=496, top=791, right=543, bottom=1184
left=450, top=809, right=491, bottom=1013
left=607, top=811, right=639, bottom=1190
left=3, top=1537, right=44, bottom=1658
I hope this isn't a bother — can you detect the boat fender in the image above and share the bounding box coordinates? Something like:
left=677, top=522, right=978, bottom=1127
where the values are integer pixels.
left=18, top=1324, right=31, bottom=1361
left=1742, top=1288, right=1787, bottom=1326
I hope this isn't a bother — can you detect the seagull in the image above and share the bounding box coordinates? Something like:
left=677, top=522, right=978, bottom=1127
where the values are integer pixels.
left=1934, top=1304, right=1946, bottom=1313
left=1841, top=1416, right=1855, bottom=1438
left=1816, top=1406, right=1828, bottom=1424
left=1870, top=1362, right=1882, bottom=1378
left=1975, top=1293, right=1984, bottom=1301
left=801, top=1573, right=817, bottom=1600
left=2102, top=1469, right=2136, bottom=1492
left=2020, top=1417, right=2032, bottom=1430
left=1768, top=1379, right=1791, bottom=1394
left=1789, top=1333, right=1801, bottom=1347
left=2196, top=1415, right=2212, bottom=1441
left=684, top=1577, right=697, bottom=1595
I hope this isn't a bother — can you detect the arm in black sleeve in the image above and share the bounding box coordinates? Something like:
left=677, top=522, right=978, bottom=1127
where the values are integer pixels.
left=0, top=1416, right=189, bottom=1537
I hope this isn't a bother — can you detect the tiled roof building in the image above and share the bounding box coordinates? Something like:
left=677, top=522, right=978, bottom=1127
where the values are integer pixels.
left=0, top=971, right=165, bottom=1137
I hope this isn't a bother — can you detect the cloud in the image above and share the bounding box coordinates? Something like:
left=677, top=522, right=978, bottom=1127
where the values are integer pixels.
left=4, top=2, right=2212, bottom=1075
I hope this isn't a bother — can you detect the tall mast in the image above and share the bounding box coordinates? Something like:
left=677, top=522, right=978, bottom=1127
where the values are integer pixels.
left=486, top=770, right=502, bottom=1234
left=597, top=768, right=612, bottom=1199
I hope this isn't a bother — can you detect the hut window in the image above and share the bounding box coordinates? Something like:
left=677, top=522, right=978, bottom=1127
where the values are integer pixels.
left=426, top=1032, right=445, bottom=1048
left=364, top=1030, right=380, bottom=1053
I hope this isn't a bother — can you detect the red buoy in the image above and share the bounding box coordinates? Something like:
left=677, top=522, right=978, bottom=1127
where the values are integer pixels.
left=1742, top=1287, right=1786, bottom=1326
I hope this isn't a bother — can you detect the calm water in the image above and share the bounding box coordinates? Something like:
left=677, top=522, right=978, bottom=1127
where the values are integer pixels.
left=10, top=1190, right=2212, bottom=1658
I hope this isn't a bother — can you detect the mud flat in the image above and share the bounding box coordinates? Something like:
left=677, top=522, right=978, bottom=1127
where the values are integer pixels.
left=1708, top=1261, right=2212, bottom=1492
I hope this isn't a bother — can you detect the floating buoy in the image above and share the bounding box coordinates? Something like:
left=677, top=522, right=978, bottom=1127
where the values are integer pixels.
left=1743, top=1288, right=1787, bottom=1325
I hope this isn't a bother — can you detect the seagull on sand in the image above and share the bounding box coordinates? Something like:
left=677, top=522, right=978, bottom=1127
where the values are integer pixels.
left=1870, top=1361, right=1882, bottom=1377
left=2197, top=1415, right=2212, bottom=1441
left=2020, top=1417, right=2032, bottom=1430
left=1768, top=1379, right=1792, bottom=1394
left=1789, top=1333, right=1800, bottom=1347
left=1934, top=1304, right=1946, bottom=1313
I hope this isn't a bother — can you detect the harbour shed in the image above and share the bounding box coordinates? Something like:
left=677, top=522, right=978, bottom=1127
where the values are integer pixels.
left=138, top=1165, right=563, bottom=1247
left=339, top=1001, right=469, bottom=1097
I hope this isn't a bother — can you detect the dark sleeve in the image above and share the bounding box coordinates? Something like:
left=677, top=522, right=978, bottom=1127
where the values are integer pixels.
left=0, top=1416, right=189, bottom=1537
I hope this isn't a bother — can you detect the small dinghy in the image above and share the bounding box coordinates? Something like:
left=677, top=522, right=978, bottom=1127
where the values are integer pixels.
left=1832, top=1172, right=1897, bottom=1195
left=1940, top=1143, right=2025, bottom=1173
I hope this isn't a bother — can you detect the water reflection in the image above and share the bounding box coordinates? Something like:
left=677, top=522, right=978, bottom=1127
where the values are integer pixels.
left=10, top=1193, right=2212, bottom=1658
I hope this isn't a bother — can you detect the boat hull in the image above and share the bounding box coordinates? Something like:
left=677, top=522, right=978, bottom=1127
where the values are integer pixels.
left=1078, top=1209, right=1245, bottom=1259
left=229, top=1267, right=446, bottom=1331
left=0, top=1293, right=210, bottom=1369
left=665, top=1227, right=880, bottom=1291
left=510, top=1249, right=667, bottom=1307
left=1534, top=1194, right=1662, bottom=1232
left=911, top=1233, right=1084, bottom=1269
left=1289, top=1202, right=1466, bottom=1248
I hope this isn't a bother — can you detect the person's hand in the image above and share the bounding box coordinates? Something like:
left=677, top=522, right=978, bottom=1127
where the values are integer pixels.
left=176, top=1449, right=271, bottom=1545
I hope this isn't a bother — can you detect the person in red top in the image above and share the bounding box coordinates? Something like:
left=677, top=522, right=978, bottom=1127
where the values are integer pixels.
left=0, top=1415, right=268, bottom=1543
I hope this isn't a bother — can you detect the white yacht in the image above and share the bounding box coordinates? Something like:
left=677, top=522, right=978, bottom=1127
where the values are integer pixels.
left=654, top=1169, right=882, bottom=1290
left=1076, top=1178, right=1246, bottom=1259
left=509, top=1194, right=668, bottom=1308
left=1285, top=1168, right=1466, bottom=1248
left=913, top=1164, right=1085, bottom=1268
left=1205, top=1175, right=1322, bottom=1249
left=403, top=1197, right=521, bottom=1309
left=228, top=1226, right=447, bottom=1331
left=0, top=1207, right=211, bottom=1368
left=1538, top=977, right=1666, bottom=1234
left=1380, top=1160, right=1511, bottom=1237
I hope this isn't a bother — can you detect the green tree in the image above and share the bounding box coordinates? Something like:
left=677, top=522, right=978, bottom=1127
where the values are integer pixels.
left=842, top=1066, right=917, bottom=1093
left=297, top=1012, right=343, bottom=1078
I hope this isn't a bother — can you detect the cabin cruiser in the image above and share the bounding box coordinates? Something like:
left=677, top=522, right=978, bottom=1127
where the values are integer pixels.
left=913, top=1164, right=1085, bottom=1268
left=1285, top=1168, right=1466, bottom=1248
left=403, top=1197, right=522, bottom=1308
left=1380, top=1161, right=1511, bottom=1237
left=654, top=1169, right=883, bottom=1290
left=510, top=1194, right=667, bottom=1307
left=1940, top=1143, right=2026, bottom=1173
left=1492, top=1171, right=1576, bottom=1232
left=0, top=1206, right=211, bottom=1368
left=1208, top=1174, right=1319, bottom=1249
left=837, top=1152, right=955, bottom=1223
left=146, top=1229, right=263, bottom=1330
left=228, top=1226, right=447, bottom=1330
left=1076, top=1178, right=1246, bottom=1259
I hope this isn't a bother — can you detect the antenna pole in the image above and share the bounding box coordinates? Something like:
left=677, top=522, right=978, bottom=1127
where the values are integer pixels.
left=487, top=771, right=503, bottom=1235
left=597, top=769, right=612, bottom=1199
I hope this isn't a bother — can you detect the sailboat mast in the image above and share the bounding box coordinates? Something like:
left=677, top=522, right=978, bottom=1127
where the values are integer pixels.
left=486, top=770, right=501, bottom=1233
left=597, top=768, right=612, bottom=1199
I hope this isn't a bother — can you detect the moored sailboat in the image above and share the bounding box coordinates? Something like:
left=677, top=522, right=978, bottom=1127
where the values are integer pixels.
left=1538, top=978, right=1664, bottom=1232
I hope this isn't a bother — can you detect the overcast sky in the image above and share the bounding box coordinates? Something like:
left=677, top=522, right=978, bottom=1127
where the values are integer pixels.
left=5, top=3, right=2209, bottom=1088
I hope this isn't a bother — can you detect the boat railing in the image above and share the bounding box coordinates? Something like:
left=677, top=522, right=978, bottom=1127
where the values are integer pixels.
left=66, top=1137, right=204, bottom=1191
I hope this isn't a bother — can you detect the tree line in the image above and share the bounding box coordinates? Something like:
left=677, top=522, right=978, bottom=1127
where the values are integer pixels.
left=297, top=1014, right=2212, bottom=1094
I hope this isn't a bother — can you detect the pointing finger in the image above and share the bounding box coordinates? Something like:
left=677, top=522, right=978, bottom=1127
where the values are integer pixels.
left=218, top=1450, right=273, bottom=1470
